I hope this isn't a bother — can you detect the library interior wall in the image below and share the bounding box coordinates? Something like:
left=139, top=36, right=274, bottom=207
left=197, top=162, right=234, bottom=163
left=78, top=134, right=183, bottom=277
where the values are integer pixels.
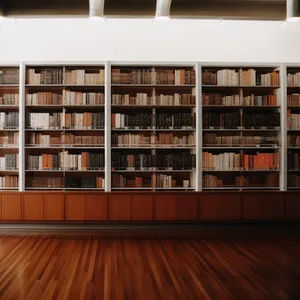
left=0, top=18, right=300, bottom=63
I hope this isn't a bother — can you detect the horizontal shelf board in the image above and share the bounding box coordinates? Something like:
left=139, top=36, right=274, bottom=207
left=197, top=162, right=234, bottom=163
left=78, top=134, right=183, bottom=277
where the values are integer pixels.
left=288, top=169, right=300, bottom=172
left=0, top=170, right=19, bottom=172
left=287, top=106, right=300, bottom=109
left=26, top=84, right=105, bottom=87
left=287, top=187, right=300, bottom=190
left=64, top=129, right=105, bottom=131
left=203, top=128, right=280, bottom=132
left=203, top=169, right=280, bottom=172
left=111, top=128, right=195, bottom=131
left=25, top=170, right=63, bottom=172
left=25, top=187, right=64, bottom=190
left=64, top=188, right=105, bottom=190
left=0, top=105, right=19, bottom=109
left=202, top=187, right=279, bottom=190
left=111, top=105, right=195, bottom=108
left=112, top=169, right=195, bottom=172
left=26, top=129, right=105, bottom=131
left=0, top=85, right=19, bottom=87
left=25, top=146, right=105, bottom=149
left=111, top=146, right=195, bottom=149
left=25, top=169, right=105, bottom=172
left=26, top=105, right=104, bottom=108
left=111, top=188, right=154, bottom=190
left=202, top=105, right=280, bottom=108
left=288, top=129, right=300, bottom=132
left=26, top=129, right=64, bottom=131
left=202, top=85, right=280, bottom=88
left=111, top=84, right=195, bottom=88
left=202, top=146, right=280, bottom=149
left=0, top=128, right=19, bottom=131
left=0, top=188, right=19, bottom=190
left=287, top=86, right=300, bottom=88
left=0, top=146, right=19, bottom=149
left=287, top=147, right=300, bottom=149
left=111, top=187, right=195, bottom=190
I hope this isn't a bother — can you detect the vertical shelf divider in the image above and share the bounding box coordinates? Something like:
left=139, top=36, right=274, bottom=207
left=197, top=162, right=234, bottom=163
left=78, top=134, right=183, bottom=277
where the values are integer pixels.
left=196, top=62, right=202, bottom=191
left=280, top=63, right=287, bottom=191
left=105, top=62, right=111, bottom=192
left=19, top=62, right=25, bottom=191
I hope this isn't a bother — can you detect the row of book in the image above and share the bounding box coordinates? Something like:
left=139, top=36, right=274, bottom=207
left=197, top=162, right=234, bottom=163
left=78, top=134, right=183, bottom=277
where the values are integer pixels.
left=27, top=152, right=105, bottom=171
left=0, top=69, right=19, bottom=85
left=203, top=134, right=279, bottom=146
left=0, top=112, right=19, bottom=129
left=288, top=111, right=300, bottom=129
left=203, top=173, right=279, bottom=188
left=287, top=94, right=300, bottom=106
left=111, top=152, right=196, bottom=170
left=65, top=113, right=104, bottom=129
left=288, top=135, right=300, bottom=147
left=0, top=176, right=19, bottom=188
left=287, top=73, right=300, bottom=87
left=111, top=69, right=196, bottom=85
left=26, top=176, right=104, bottom=189
left=64, top=69, right=105, bottom=85
left=202, top=93, right=277, bottom=106
left=111, top=133, right=195, bottom=147
left=111, top=173, right=191, bottom=188
left=28, top=113, right=63, bottom=129
left=202, top=69, right=280, bottom=86
left=203, top=112, right=280, bottom=129
left=27, top=133, right=104, bottom=146
left=288, top=152, right=300, bottom=170
left=26, top=92, right=63, bottom=105
left=0, top=132, right=19, bottom=146
left=27, top=69, right=63, bottom=85
left=0, top=94, right=19, bottom=105
left=288, top=175, right=300, bottom=188
left=202, top=152, right=280, bottom=170
left=0, top=154, right=19, bottom=170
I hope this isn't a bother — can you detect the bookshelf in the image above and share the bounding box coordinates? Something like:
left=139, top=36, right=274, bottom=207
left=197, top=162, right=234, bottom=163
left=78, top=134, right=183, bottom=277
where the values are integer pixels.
left=24, top=65, right=105, bottom=191
left=0, top=65, right=20, bottom=190
left=287, top=66, right=300, bottom=190
left=110, top=65, right=197, bottom=190
left=201, top=65, right=282, bottom=190
left=0, top=62, right=296, bottom=193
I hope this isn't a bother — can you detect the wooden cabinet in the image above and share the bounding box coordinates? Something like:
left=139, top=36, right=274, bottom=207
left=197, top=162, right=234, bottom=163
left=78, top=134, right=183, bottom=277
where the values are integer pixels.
left=1, top=194, right=22, bottom=221
left=44, top=194, right=64, bottom=221
left=23, top=194, right=43, bottom=221
left=65, top=195, right=85, bottom=221
left=154, top=194, right=198, bottom=221
left=86, top=195, right=108, bottom=221
left=285, top=193, right=300, bottom=220
left=109, top=195, right=131, bottom=221
left=199, top=193, right=242, bottom=221
left=131, top=194, right=153, bottom=221
left=242, top=193, right=284, bottom=220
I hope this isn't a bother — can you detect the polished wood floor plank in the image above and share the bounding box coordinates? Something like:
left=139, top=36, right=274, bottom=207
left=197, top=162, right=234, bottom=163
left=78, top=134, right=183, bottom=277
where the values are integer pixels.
left=0, top=230, right=300, bottom=299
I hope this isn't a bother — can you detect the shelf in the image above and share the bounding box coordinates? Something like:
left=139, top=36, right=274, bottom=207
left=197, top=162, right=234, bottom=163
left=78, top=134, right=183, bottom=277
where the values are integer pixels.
left=25, top=187, right=64, bottom=190
left=0, top=128, right=19, bottom=131
left=25, top=84, right=104, bottom=87
left=111, top=146, right=195, bottom=149
left=25, top=170, right=63, bottom=172
left=0, top=85, right=19, bottom=88
left=203, top=105, right=280, bottom=108
left=25, top=129, right=64, bottom=132
left=0, top=187, right=19, bottom=190
left=202, top=146, right=280, bottom=150
left=202, top=187, right=279, bottom=190
left=0, top=105, right=19, bottom=109
left=112, top=169, right=195, bottom=173
left=25, top=146, right=105, bottom=149
left=203, top=169, right=280, bottom=172
left=111, top=105, right=196, bottom=108
left=64, top=188, right=105, bottom=190
left=203, top=128, right=280, bottom=132
left=111, top=84, right=195, bottom=88
left=202, top=85, right=280, bottom=88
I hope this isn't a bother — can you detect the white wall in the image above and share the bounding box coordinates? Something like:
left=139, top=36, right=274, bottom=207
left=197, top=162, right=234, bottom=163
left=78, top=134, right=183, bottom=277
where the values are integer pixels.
left=0, top=18, right=300, bottom=63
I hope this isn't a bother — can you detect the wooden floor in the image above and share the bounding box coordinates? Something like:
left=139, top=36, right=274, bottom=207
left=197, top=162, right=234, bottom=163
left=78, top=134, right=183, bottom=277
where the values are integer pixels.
left=1, top=228, right=300, bottom=300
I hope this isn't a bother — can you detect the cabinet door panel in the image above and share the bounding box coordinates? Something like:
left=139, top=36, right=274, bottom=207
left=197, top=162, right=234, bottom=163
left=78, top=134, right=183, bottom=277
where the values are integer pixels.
left=44, top=194, right=64, bottom=221
left=131, top=195, right=153, bottom=221
left=109, top=195, right=131, bottom=221
left=175, top=195, right=198, bottom=221
left=23, top=194, right=44, bottom=221
left=154, top=195, right=176, bottom=221
left=65, top=195, right=85, bottom=221
left=243, top=193, right=284, bottom=220
left=286, top=193, right=300, bottom=220
left=86, top=195, right=108, bottom=221
left=199, top=193, right=242, bottom=221
left=1, top=194, right=22, bottom=221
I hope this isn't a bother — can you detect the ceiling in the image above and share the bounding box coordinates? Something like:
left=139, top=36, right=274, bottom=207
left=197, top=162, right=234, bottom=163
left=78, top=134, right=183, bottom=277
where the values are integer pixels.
left=0, top=0, right=288, bottom=20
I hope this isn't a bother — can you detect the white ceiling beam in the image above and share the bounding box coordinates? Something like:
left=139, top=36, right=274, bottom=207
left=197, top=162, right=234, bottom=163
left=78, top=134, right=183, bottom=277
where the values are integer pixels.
left=155, top=0, right=172, bottom=18
left=89, top=0, right=105, bottom=18
left=287, top=0, right=300, bottom=20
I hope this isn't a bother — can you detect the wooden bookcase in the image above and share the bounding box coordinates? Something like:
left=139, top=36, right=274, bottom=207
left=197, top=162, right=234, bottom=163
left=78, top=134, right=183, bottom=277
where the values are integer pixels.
left=0, top=65, right=20, bottom=191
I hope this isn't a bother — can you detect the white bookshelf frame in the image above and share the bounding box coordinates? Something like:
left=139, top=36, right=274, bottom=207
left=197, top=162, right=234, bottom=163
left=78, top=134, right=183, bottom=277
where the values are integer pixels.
left=0, top=61, right=295, bottom=191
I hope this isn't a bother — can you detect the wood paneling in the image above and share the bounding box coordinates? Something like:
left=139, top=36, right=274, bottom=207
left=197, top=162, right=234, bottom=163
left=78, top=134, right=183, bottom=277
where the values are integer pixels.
left=44, top=194, right=64, bottom=221
left=23, top=194, right=44, bottom=221
left=109, top=195, right=131, bottom=221
left=1, top=194, right=22, bottom=221
left=154, top=195, right=176, bottom=221
left=0, top=195, right=1, bottom=220
left=198, top=193, right=242, bottom=221
left=131, top=194, right=153, bottom=221
left=243, top=193, right=284, bottom=220
left=65, top=195, right=85, bottom=221
left=85, top=195, right=108, bottom=221
left=286, top=193, right=300, bottom=220
left=174, top=195, right=198, bottom=221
